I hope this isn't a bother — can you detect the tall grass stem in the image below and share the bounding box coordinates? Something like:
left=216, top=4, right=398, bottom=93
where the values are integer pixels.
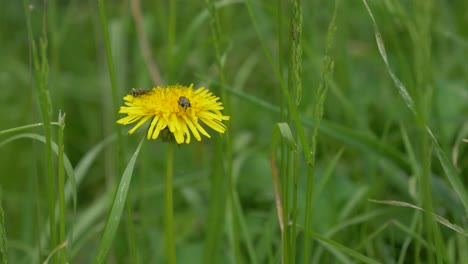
left=204, top=0, right=237, bottom=261
left=165, top=143, right=176, bottom=264
left=57, top=112, right=67, bottom=262
left=97, top=1, right=137, bottom=262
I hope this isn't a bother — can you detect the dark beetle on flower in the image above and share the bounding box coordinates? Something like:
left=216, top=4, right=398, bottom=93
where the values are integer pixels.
left=178, top=96, right=191, bottom=110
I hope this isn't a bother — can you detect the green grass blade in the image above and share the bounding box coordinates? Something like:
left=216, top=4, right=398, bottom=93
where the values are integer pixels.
left=203, top=137, right=227, bottom=264
left=233, top=191, right=258, bottom=264
left=312, top=149, right=344, bottom=202
left=96, top=0, right=125, bottom=172
left=354, top=219, right=444, bottom=259
left=304, top=3, right=337, bottom=261
left=166, top=0, right=176, bottom=82
left=97, top=1, right=138, bottom=262
left=164, top=143, right=176, bottom=264
left=0, top=123, right=59, bottom=137
left=326, top=209, right=391, bottom=238
left=360, top=0, right=416, bottom=114
left=432, top=140, right=468, bottom=215
left=244, top=0, right=283, bottom=84
left=0, top=187, right=8, bottom=264
left=177, top=0, right=243, bottom=68
left=92, top=139, right=144, bottom=264
left=312, top=209, right=392, bottom=262
left=369, top=199, right=468, bottom=237
left=289, top=2, right=303, bottom=260
left=270, top=123, right=297, bottom=153
left=74, top=135, right=117, bottom=182
left=57, top=112, right=67, bottom=262
left=69, top=195, right=111, bottom=260
left=270, top=123, right=296, bottom=263
left=203, top=0, right=237, bottom=262
left=30, top=24, right=56, bottom=260
left=299, top=225, right=380, bottom=264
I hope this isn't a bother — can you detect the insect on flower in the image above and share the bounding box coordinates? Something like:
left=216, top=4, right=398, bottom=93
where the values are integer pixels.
left=131, top=88, right=151, bottom=97
left=178, top=96, right=191, bottom=110
left=117, top=84, right=230, bottom=144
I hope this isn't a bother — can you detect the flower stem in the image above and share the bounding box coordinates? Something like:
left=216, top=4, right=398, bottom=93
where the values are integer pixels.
left=165, top=143, right=176, bottom=264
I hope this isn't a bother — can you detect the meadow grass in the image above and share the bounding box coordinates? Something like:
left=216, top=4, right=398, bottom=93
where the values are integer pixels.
left=0, top=0, right=467, bottom=263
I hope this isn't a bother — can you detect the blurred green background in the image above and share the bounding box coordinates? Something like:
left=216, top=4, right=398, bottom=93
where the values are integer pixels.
left=0, top=0, right=467, bottom=263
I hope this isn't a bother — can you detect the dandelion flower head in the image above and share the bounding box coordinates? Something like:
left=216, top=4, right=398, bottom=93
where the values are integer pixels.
left=117, top=84, right=230, bottom=144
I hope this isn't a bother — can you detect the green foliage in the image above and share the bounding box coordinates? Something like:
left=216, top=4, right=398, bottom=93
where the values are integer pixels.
left=0, top=0, right=467, bottom=263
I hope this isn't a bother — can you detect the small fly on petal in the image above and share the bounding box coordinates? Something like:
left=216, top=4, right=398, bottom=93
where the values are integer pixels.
left=131, top=88, right=151, bottom=97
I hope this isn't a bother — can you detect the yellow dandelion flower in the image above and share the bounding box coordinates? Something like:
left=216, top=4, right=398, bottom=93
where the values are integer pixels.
left=117, top=84, right=230, bottom=144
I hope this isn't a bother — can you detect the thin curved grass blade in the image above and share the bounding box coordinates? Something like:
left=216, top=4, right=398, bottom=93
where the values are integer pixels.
left=270, top=123, right=296, bottom=154
left=92, top=139, right=143, bottom=264
left=369, top=199, right=468, bottom=237
left=299, top=225, right=380, bottom=264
